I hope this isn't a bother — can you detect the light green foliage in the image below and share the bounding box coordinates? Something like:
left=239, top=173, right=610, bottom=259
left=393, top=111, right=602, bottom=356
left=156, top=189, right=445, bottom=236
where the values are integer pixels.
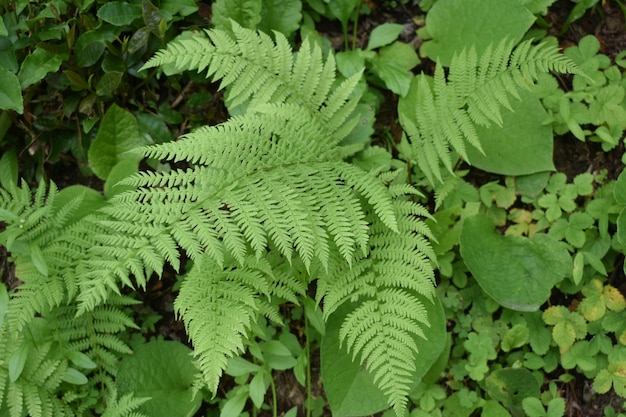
left=399, top=38, right=577, bottom=184
left=542, top=306, right=587, bottom=350
left=71, top=23, right=436, bottom=415
left=522, top=397, right=565, bottom=417
left=579, top=279, right=626, bottom=322
left=595, top=361, right=626, bottom=397
left=463, top=332, right=497, bottom=381
left=537, top=35, right=626, bottom=151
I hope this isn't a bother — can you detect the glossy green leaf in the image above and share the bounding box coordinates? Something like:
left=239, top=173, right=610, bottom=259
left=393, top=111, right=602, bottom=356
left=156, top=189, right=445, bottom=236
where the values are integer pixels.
left=465, top=89, right=555, bottom=176
left=97, top=1, right=141, bottom=26
left=29, top=242, right=48, bottom=276
left=18, top=48, right=66, bottom=88
left=328, top=0, right=361, bottom=29
left=9, top=343, right=29, bottom=382
left=378, top=41, right=420, bottom=71
left=96, top=71, right=124, bottom=96
left=249, top=371, right=266, bottom=408
left=321, top=296, right=446, bottom=416
left=67, top=351, right=98, bottom=370
left=117, top=340, right=202, bottom=417
left=220, top=387, right=249, bottom=417
left=75, top=30, right=116, bottom=67
left=104, top=159, right=139, bottom=199
left=370, top=58, right=412, bottom=96
left=421, top=0, right=534, bottom=66
left=366, top=23, right=403, bottom=50
left=142, top=0, right=165, bottom=38
left=88, top=104, right=145, bottom=180
left=0, top=18, right=7, bottom=36
left=62, top=368, right=89, bottom=385
left=161, top=0, right=198, bottom=16
left=0, top=65, right=23, bottom=113
left=460, top=214, right=571, bottom=311
left=0, top=148, right=18, bottom=189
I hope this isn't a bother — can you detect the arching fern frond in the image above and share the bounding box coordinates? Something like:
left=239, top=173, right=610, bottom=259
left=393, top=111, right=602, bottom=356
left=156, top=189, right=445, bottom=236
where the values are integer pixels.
left=174, top=256, right=271, bottom=393
left=401, top=38, right=578, bottom=185
left=141, top=22, right=361, bottom=148
left=317, top=184, right=436, bottom=415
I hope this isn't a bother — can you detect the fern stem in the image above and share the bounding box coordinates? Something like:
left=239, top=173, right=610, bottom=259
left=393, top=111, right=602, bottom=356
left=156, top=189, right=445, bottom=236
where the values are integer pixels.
left=351, top=11, right=359, bottom=51
left=305, top=314, right=312, bottom=417
left=270, top=371, right=278, bottom=417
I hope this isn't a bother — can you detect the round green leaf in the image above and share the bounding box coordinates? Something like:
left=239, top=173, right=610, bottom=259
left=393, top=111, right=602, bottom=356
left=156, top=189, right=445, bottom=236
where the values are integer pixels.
left=465, top=89, right=555, bottom=176
left=460, top=214, right=571, bottom=311
left=117, top=340, right=202, bottom=417
left=421, top=0, right=535, bottom=66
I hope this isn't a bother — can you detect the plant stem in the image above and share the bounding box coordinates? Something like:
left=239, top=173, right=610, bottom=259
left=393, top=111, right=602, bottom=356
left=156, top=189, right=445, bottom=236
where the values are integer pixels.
left=305, top=313, right=312, bottom=417
left=270, top=371, right=278, bottom=417
left=0, top=111, right=11, bottom=145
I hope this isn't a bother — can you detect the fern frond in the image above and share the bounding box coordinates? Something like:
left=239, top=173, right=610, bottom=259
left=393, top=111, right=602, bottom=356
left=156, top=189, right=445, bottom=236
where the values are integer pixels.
left=318, top=191, right=436, bottom=415
left=402, top=38, right=578, bottom=185
left=174, top=256, right=271, bottom=393
left=141, top=23, right=361, bottom=148
left=101, top=391, right=149, bottom=417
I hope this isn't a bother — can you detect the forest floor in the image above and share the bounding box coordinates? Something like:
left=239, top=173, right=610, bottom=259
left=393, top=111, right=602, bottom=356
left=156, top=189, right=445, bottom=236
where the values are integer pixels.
left=119, top=2, right=626, bottom=416
left=5, top=1, right=626, bottom=416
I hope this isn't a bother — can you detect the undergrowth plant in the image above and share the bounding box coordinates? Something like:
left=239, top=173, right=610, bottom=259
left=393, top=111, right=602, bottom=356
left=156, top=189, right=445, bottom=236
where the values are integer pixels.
left=0, top=11, right=596, bottom=417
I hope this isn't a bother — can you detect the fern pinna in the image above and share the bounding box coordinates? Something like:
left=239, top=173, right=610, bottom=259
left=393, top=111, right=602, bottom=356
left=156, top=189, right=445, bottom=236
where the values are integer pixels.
left=0, top=182, right=145, bottom=417
left=63, top=22, right=437, bottom=414
left=400, top=38, right=579, bottom=185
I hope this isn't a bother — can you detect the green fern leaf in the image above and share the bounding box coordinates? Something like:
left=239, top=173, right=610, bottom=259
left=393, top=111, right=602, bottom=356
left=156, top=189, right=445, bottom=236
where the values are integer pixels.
left=174, top=257, right=271, bottom=393
left=402, top=38, right=578, bottom=185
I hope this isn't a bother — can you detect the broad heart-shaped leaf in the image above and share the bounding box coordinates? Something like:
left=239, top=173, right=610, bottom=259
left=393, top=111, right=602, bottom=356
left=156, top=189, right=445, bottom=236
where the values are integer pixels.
left=465, top=89, right=556, bottom=176
left=117, top=340, right=202, bottom=417
left=321, top=296, right=446, bottom=416
left=420, top=0, right=535, bottom=66
left=460, top=214, right=571, bottom=311
left=88, top=104, right=145, bottom=180
left=0, top=64, right=23, bottom=113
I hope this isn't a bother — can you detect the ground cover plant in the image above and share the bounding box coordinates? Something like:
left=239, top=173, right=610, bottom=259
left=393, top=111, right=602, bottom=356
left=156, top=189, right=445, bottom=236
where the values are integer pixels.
left=1, top=1, right=626, bottom=416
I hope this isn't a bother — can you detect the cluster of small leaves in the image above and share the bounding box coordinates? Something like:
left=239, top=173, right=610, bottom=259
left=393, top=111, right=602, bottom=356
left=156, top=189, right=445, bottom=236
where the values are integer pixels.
left=537, top=35, right=626, bottom=155
left=0, top=0, right=198, bottom=176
